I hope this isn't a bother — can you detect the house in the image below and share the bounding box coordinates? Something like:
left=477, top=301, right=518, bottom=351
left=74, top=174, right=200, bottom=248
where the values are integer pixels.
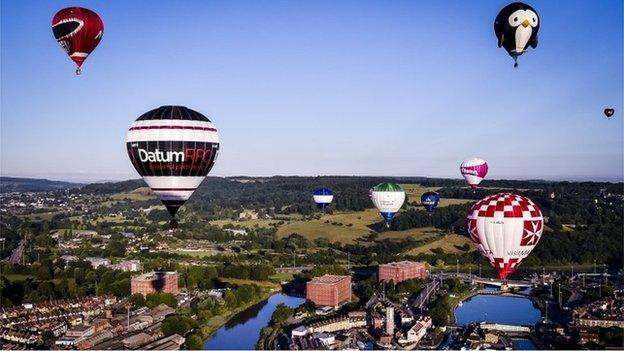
left=291, top=325, right=312, bottom=338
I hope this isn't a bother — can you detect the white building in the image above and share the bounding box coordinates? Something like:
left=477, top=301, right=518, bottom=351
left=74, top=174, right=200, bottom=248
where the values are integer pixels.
left=386, top=306, right=395, bottom=335
left=399, top=316, right=431, bottom=345
left=111, top=259, right=142, bottom=272
left=291, top=325, right=312, bottom=338
left=85, top=257, right=111, bottom=268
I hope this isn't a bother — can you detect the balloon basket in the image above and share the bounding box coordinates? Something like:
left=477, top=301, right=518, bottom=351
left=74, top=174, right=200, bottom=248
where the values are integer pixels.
left=169, top=218, right=178, bottom=230
left=75, top=67, right=82, bottom=75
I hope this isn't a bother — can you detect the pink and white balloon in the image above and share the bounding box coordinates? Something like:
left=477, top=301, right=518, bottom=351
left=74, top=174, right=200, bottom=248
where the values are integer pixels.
left=467, top=192, right=544, bottom=281
left=460, top=158, right=488, bottom=189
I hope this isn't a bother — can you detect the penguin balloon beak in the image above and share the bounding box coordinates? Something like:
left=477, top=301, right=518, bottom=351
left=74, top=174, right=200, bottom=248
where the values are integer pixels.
left=521, top=19, right=530, bottom=28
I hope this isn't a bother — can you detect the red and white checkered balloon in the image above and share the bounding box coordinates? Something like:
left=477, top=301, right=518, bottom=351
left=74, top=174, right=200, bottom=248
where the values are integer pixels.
left=467, top=192, right=543, bottom=280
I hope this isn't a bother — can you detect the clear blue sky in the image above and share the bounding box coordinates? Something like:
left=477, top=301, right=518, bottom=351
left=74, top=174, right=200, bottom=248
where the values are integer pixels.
left=1, top=0, right=622, bottom=182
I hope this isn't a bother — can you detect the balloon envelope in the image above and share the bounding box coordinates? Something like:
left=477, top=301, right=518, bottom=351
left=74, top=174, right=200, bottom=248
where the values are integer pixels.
left=126, top=106, right=220, bottom=223
left=494, top=2, right=540, bottom=67
left=467, top=192, right=543, bottom=280
left=52, top=7, right=104, bottom=73
left=371, top=183, right=405, bottom=223
left=313, top=188, right=334, bottom=209
left=421, top=192, right=441, bottom=213
left=461, top=158, right=488, bottom=189
left=604, top=108, right=615, bottom=118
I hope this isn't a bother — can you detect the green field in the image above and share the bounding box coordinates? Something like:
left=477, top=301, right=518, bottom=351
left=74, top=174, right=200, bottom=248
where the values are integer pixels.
left=269, top=272, right=295, bottom=282
left=407, top=234, right=474, bottom=255
left=110, top=188, right=155, bottom=201
left=208, top=184, right=472, bottom=245
left=169, top=248, right=219, bottom=258
left=210, top=218, right=283, bottom=228
left=276, top=209, right=380, bottom=243
left=376, top=227, right=442, bottom=241
left=401, top=183, right=472, bottom=208
left=18, top=211, right=63, bottom=221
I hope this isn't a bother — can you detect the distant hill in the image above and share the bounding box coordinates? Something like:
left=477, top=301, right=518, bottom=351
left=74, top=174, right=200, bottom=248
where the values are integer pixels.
left=0, top=177, right=83, bottom=193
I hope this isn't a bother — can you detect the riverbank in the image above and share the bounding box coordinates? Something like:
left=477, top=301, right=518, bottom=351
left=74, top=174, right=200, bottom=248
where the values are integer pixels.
left=203, top=293, right=305, bottom=350
left=194, top=281, right=282, bottom=347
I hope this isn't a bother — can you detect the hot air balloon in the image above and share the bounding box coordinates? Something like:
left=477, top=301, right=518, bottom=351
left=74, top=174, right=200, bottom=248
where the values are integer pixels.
left=494, top=2, right=540, bottom=67
left=52, top=7, right=104, bottom=75
left=126, top=106, right=220, bottom=228
left=313, top=188, right=334, bottom=210
left=467, top=193, right=543, bottom=286
left=604, top=108, right=615, bottom=119
left=421, top=192, right=440, bottom=214
left=371, top=183, right=405, bottom=226
left=461, top=158, right=488, bottom=189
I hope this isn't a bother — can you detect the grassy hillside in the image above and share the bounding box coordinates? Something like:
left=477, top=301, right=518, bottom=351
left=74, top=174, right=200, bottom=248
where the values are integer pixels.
left=0, top=177, right=82, bottom=193
left=407, top=234, right=474, bottom=255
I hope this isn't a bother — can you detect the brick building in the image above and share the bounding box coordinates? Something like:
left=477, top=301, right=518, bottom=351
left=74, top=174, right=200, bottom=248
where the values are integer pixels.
left=131, top=271, right=179, bottom=296
left=306, top=275, right=351, bottom=307
left=378, top=261, right=426, bottom=283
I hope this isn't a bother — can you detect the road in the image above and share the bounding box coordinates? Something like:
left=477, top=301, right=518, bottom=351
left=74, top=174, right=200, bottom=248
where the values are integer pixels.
left=412, top=279, right=440, bottom=313
left=4, top=239, right=25, bottom=264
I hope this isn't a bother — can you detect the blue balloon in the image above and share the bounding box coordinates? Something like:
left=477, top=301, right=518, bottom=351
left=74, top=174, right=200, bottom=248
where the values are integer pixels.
left=420, top=192, right=440, bottom=213
left=313, top=188, right=334, bottom=209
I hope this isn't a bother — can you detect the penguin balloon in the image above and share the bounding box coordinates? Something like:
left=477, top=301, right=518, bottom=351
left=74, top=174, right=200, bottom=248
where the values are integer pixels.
left=494, top=2, right=540, bottom=67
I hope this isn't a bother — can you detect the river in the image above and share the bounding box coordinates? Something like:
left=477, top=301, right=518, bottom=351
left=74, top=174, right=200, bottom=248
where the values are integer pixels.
left=203, top=293, right=305, bottom=350
left=453, top=289, right=541, bottom=350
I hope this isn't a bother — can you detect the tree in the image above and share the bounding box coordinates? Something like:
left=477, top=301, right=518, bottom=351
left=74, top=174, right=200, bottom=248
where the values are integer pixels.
left=36, top=264, right=53, bottom=280
left=271, top=303, right=294, bottom=325
left=223, top=290, right=238, bottom=309
left=106, top=240, right=126, bottom=257
left=130, top=293, right=145, bottom=308
left=430, top=306, right=448, bottom=327
left=185, top=334, right=203, bottom=350
left=161, top=315, right=197, bottom=336
left=73, top=268, right=85, bottom=285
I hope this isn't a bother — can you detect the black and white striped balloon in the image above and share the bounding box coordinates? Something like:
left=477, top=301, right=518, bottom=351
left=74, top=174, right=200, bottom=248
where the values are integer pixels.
left=126, top=106, right=220, bottom=226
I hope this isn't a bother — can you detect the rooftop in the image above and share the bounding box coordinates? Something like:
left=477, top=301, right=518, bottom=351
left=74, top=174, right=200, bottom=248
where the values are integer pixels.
left=132, top=271, right=178, bottom=280
left=308, top=275, right=350, bottom=285
left=380, top=261, right=425, bottom=268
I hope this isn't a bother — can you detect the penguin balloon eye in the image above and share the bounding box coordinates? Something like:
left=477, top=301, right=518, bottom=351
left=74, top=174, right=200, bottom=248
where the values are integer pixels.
left=526, top=10, right=538, bottom=26
left=508, top=9, right=526, bottom=26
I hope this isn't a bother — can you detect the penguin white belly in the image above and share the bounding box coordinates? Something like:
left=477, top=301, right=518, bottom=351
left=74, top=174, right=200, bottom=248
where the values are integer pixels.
left=514, top=26, right=532, bottom=53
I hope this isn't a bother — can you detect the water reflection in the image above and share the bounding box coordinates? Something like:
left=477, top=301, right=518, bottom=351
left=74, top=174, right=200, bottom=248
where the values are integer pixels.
left=203, top=293, right=304, bottom=350
left=454, top=293, right=541, bottom=326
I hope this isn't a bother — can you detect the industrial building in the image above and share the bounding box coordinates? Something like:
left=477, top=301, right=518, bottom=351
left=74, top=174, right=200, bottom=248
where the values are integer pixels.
left=306, top=275, right=352, bottom=307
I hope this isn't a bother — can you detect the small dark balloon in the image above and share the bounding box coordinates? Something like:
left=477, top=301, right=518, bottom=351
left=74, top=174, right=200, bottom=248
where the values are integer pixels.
left=604, top=108, right=615, bottom=118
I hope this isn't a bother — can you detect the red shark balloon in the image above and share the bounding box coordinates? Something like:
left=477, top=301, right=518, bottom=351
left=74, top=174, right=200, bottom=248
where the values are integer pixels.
left=52, top=7, right=104, bottom=75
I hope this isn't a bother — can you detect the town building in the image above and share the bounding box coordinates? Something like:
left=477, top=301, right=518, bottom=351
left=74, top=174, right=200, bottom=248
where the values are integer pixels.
left=385, top=306, right=394, bottom=335
left=85, top=257, right=111, bottom=269
left=131, top=271, right=179, bottom=296
left=110, top=259, right=142, bottom=272
left=572, top=297, right=624, bottom=328
left=399, top=316, right=431, bottom=345
left=378, top=261, right=427, bottom=283
left=306, top=275, right=351, bottom=307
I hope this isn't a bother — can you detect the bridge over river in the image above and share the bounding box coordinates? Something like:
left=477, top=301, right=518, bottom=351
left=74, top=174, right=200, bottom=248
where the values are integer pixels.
left=437, top=272, right=533, bottom=288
